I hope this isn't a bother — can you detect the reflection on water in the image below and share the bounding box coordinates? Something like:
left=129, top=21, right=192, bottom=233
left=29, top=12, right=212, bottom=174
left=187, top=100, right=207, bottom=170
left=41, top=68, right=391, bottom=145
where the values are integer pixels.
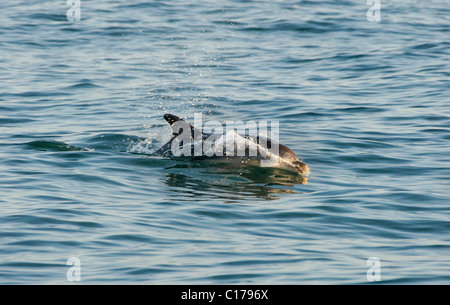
left=162, top=162, right=308, bottom=201
left=24, top=138, right=308, bottom=201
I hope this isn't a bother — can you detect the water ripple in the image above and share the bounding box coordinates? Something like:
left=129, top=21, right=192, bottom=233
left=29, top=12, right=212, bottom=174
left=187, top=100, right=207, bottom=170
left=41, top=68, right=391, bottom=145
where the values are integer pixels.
left=0, top=0, right=449, bottom=285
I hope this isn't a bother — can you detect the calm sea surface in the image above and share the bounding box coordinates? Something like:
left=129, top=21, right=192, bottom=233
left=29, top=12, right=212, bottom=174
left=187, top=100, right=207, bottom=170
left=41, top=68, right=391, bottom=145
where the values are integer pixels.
left=0, top=0, right=449, bottom=284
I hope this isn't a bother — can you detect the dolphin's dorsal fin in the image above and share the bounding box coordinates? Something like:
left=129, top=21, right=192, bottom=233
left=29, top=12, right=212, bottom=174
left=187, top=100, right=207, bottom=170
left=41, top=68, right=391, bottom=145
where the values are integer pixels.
left=163, top=114, right=184, bottom=126
left=163, top=113, right=203, bottom=139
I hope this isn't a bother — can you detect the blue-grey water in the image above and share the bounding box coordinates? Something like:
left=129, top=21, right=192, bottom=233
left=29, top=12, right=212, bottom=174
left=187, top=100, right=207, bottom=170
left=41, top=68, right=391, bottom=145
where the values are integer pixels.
left=1, top=0, right=449, bottom=284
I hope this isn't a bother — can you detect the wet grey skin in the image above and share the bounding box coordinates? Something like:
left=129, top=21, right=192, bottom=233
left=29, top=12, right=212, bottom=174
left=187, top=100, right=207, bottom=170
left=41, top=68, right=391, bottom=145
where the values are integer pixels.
left=155, top=114, right=310, bottom=176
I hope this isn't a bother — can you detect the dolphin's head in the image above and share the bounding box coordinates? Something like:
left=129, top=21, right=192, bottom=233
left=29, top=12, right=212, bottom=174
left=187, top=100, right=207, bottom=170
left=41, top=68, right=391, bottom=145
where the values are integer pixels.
left=278, top=144, right=310, bottom=176
left=291, top=160, right=310, bottom=176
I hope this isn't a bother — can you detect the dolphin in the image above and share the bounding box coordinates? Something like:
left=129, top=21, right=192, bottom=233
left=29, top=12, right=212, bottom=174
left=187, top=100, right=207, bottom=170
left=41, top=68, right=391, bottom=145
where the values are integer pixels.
left=155, top=114, right=310, bottom=176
